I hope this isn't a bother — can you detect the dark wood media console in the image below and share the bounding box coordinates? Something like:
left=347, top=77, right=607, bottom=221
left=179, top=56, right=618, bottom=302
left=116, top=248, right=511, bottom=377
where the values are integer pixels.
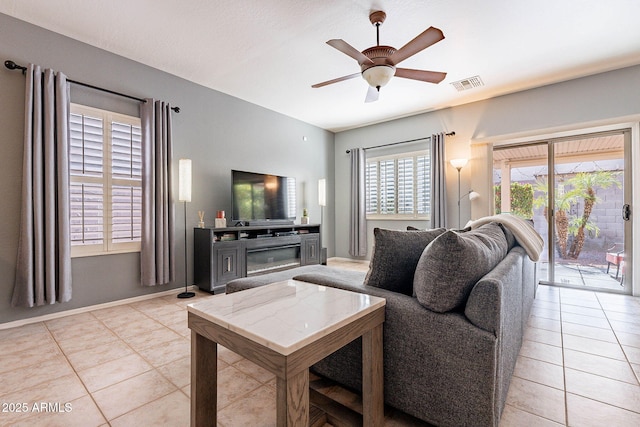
left=193, top=224, right=321, bottom=293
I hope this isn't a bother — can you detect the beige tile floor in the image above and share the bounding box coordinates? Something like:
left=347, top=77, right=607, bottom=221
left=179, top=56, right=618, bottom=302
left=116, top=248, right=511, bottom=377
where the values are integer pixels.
left=1, top=260, right=640, bottom=426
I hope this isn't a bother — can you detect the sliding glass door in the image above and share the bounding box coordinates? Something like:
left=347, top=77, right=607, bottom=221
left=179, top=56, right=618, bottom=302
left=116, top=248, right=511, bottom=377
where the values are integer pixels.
left=493, top=130, right=631, bottom=293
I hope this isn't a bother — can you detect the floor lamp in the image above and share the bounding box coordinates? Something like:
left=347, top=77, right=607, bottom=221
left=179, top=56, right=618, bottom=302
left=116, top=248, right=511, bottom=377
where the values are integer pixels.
left=178, top=158, right=195, bottom=299
left=450, top=158, right=468, bottom=228
left=318, top=178, right=326, bottom=259
left=318, top=178, right=326, bottom=225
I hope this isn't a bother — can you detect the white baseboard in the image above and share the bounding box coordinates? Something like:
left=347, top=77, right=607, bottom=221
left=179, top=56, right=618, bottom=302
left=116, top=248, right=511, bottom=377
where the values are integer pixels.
left=0, top=286, right=198, bottom=331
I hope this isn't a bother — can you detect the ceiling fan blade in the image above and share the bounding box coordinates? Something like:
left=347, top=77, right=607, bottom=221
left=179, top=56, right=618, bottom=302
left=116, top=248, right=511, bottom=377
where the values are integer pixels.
left=365, top=86, right=379, bottom=103
left=327, top=39, right=374, bottom=66
left=395, top=68, right=447, bottom=84
left=388, top=27, right=444, bottom=65
left=311, top=72, right=361, bottom=88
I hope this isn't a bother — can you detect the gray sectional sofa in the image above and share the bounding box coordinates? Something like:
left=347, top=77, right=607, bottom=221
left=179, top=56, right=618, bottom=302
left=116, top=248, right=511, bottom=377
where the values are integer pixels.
left=226, top=222, right=537, bottom=427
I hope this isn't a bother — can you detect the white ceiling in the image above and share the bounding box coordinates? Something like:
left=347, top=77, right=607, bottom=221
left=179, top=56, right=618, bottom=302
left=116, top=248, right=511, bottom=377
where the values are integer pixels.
left=2, top=0, right=640, bottom=132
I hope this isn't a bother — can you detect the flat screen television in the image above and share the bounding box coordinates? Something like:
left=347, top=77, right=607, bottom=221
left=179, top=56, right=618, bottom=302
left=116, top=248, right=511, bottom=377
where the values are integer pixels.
left=231, top=170, right=296, bottom=224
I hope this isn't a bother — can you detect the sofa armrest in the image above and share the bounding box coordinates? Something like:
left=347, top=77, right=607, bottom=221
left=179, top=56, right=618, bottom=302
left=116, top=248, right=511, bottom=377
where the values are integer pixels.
left=465, top=278, right=501, bottom=335
left=465, top=248, right=524, bottom=335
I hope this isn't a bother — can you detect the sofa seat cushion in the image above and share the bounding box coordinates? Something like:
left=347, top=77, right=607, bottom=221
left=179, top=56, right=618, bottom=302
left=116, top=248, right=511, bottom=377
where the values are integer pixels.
left=225, top=265, right=333, bottom=293
left=364, top=227, right=445, bottom=296
left=414, top=222, right=508, bottom=313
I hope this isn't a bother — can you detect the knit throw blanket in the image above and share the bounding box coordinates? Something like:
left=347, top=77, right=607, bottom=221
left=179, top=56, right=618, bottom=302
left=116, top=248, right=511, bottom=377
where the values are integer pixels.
left=466, top=214, right=544, bottom=262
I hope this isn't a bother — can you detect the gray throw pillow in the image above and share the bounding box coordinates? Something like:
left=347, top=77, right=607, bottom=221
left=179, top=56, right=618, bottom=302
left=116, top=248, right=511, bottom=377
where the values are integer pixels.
left=364, top=227, right=446, bottom=295
left=414, top=222, right=508, bottom=312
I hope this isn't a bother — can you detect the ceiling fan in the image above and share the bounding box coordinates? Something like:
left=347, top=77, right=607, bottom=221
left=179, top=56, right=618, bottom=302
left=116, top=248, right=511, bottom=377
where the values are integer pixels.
left=312, top=11, right=447, bottom=103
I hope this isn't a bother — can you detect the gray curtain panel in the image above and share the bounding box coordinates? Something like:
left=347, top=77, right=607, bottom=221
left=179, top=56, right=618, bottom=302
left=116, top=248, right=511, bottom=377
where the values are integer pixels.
left=349, top=148, right=367, bottom=257
left=430, top=132, right=447, bottom=228
left=140, top=99, right=175, bottom=286
left=12, top=65, right=72, bottom=307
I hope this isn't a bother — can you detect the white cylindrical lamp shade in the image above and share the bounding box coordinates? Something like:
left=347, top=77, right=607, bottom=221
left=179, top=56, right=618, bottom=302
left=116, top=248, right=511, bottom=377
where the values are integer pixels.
left=178, top=158, right=192, bottom=202
left=318, top=178, right=326, bottom=207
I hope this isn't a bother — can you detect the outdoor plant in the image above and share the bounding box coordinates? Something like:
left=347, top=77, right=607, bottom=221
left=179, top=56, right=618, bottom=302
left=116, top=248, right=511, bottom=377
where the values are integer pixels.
left=494, top=182, right=534, bottom=219
left=566, top=171, right=621, bottom=259
left=532, top=170, right=621, bottom=260
left=533, top=177, right=580, bottom=259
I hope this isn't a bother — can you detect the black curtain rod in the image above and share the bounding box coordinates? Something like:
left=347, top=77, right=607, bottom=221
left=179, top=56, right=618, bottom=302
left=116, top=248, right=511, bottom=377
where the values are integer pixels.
left=4, top=60, right=180, bottom=113
left=345, top=132, right=455, bottom=154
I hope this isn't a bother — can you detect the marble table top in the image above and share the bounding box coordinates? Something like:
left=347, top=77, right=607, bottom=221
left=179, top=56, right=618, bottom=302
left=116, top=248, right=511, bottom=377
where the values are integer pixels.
left=188, top=280, right=386, bottom=355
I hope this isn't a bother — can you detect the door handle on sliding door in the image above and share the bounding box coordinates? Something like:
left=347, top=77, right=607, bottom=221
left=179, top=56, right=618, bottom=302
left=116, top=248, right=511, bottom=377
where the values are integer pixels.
left=623, top=204, right=631, bottom=221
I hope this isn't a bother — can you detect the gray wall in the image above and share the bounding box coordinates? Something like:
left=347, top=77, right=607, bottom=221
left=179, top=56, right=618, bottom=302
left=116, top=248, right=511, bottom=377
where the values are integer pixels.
left=0, top=14, right=335, bottom=324
left=334, top=64, right=640, bottom=259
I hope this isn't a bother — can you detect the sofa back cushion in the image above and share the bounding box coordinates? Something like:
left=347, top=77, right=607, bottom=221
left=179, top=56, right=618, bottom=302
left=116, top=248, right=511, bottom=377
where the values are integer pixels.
left=364, top=227, right=446, bottom=295
left=499, top=223, right=517, bottom=251
left=414, top=222, right=508, bottom=312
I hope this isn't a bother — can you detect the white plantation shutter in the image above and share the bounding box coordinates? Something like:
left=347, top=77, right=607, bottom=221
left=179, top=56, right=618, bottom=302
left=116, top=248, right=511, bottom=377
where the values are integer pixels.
left=70, top=183, right=104, bottom=244
left=70, top=113, right=103, bottom=176
left=416, top=155, right=430, bottom=215
left=70, top=112, right=104, bottom=247
left=365, top=150, right=430, bottom=218
left=111, top=121, right=142, bottom=243
left=112, top=185, right=142, bottom=243
left=365, top=162, right=378, bottom=214
left=111, top=121, right=142, bottom=179
left=70, top=104, right=142, bottom=256
left=397, top=158, right=414, bottom=214
left=379, top=159, right=395, bottom=214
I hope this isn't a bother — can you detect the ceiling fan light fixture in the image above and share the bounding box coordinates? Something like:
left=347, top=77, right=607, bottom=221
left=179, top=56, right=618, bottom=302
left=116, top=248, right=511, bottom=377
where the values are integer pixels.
left=362, top=65, right=395, bottom=89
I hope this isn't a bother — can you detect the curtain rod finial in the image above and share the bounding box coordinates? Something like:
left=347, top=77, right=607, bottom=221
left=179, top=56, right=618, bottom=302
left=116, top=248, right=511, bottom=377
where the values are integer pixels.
left=5, top=60, right=27, bottom=74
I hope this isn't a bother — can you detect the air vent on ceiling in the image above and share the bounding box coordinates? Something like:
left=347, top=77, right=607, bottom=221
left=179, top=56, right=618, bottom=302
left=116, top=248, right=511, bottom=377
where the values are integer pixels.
left=451, top=76, right=484, bottom=92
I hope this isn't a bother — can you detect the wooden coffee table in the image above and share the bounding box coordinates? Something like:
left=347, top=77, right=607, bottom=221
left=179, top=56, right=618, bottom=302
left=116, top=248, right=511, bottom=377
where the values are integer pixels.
left=188, top=279, right=386, bottom=427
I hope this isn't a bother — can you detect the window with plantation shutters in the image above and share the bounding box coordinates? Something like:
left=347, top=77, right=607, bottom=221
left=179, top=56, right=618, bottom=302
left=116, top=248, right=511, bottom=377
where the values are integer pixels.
left=365, top=150, right=430, bottom=219
left=69, top=104, right=142, bottom=256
